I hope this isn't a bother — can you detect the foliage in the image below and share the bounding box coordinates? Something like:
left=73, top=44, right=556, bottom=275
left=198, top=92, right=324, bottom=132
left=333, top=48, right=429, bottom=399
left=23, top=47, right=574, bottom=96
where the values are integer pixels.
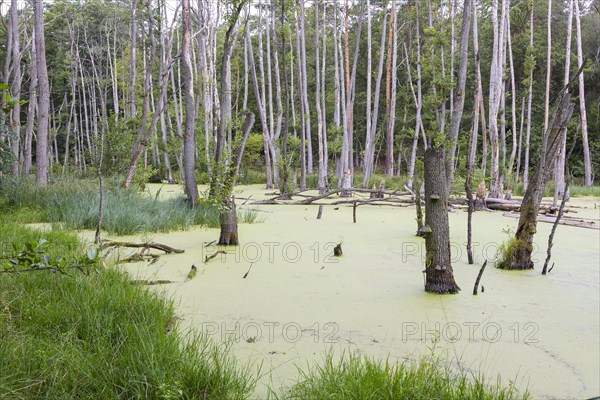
left=0, top=220, right=257, bottom=399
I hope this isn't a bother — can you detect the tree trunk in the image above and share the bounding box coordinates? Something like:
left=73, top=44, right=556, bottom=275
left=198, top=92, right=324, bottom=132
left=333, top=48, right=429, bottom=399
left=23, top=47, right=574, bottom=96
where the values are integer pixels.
left=543, top=0, right=552, bottom=134
left=219, top=197, right=238, bottom=246
left=363, top=10, right=388, bottom=185
left=446, top=0, right=472, bottom=186
left=423, top=147, right=460, bottom=294
left=384, top=0, right=396, bottom=176
left=523, top=3, right=534, bottom=192
left=553, top=0, right=573, bottom=206
left=128, top=0, right=137, bottom=118
left=182, top=0, right=199, bottom=205
left=574, top=0, right=592, bottom=186
left=505, top=90, right=574, bottom=270
left=8, top=0, right=22, bottom=176
left=34, top=0, right=49, bottom=185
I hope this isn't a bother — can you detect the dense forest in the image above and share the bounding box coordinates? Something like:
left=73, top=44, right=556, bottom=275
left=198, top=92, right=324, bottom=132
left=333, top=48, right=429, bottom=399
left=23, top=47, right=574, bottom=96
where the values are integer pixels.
left=0, top=0, right=598, bottom=197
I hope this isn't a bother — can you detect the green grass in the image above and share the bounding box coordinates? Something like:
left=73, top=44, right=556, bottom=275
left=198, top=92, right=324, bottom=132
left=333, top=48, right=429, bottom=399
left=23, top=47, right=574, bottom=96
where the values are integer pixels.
left=0, top=177, right=262, bottom=235
left=280, top=352, right=529, bottom=400
left=0, top=221, right=257, bottom=399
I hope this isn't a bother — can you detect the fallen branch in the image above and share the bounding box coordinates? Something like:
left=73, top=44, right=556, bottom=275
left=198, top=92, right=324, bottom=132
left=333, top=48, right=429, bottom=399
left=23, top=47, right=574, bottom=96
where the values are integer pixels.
left=101, top=241, right=185, bottom=254
left=205, top=250, right=227, bottom=263
left=502, top=212, right=598, bottom=230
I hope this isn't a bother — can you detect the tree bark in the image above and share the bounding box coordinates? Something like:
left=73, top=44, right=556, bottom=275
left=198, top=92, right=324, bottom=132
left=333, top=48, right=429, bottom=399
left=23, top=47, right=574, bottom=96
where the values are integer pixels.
left=446, top=0, right=472, bottom=187
left=423, top=147, right=460, bottom=294
left=505, top=89, right=574, bottom=270
left=8, top=0, right=22, bottom=176
left=182, top=0, right=199, bottom=205
left=34, top=0, right=50, bottom=185
left=553, top=0, right=573, bottom=206
left=219, top=197, right=238, bottom=246
left=523, top=2, right=534, bottom=192
left=574, top=0, right=592, bottom=186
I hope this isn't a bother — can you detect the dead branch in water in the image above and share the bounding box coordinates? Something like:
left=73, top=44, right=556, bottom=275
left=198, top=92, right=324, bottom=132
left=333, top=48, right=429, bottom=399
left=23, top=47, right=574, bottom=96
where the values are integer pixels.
left=205, top=250, right=227, bottom=263
left=473, top=260, right=488, bottom=295
left=502, top=212, right=597, bottom=230
left=101, top=241, right=185, bottom=254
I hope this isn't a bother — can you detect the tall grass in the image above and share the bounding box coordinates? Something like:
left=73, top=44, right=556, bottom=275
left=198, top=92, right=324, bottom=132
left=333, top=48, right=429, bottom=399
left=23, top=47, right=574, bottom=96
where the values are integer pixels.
left=281, top=352, right=529, bottom=400
left=0, top=177, right=262, bottom=235
left=0, top=221, right=257, bottom=399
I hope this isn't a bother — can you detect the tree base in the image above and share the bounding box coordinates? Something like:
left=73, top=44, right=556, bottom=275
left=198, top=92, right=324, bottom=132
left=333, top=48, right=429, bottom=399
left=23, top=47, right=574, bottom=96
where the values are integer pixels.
left=218, top=198, right=239, bottom=246
left=425, top=282, right=461, bottom=294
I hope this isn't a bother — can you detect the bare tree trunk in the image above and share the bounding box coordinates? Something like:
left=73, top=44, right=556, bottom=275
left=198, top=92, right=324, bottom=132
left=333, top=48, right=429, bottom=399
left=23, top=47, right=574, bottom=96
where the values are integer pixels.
left=423, top=146, right=460, bottom=294
left=299, top=0, right=313, bottom=175
left=553, top=0, right=573, bottom=206
left=574, top=0, right=592, bottom=186
left=504, top=88, right=574, bottom=270
left=516, top=97, right=525, bottom=181
left=543, top=0, right=552, bottom=134
left=487, top=0, right=506, bottom=198
left=363, top=9, right=388, bottom=185
left=34, top=0, right=49, bottom=185
left=294, top=8, right=306, bottom=190
left=182, top=0, right=199, bottom=205
left=8, top=0, right=22, bottom=176
left=123, top=1, right=156, bottom=188
left=407, top=1, right=423, bottom=188
left=128, top=0, right=137, bottom=118
left=23, top=35, right=37, bottom=175
left=507, top=14, right=518, bottom=175
left=523, top=3, right=534, bottom=192
left=384, top=0, right=396, bottom=176
left=385, top=1, right=399, bottom=177
left=315, top=0, right=325, bottom=191
left=364, top=0, right=373, bottom=183
left=446, top=0, right=472, bottom=187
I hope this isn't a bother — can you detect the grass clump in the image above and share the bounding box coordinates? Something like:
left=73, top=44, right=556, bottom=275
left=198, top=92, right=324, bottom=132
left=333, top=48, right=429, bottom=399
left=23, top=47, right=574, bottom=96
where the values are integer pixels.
left=0, top=221, right=257, bottom=399
left=282, top=352, right=528, bottom=400
left=0, top=177, right=263, bottom=235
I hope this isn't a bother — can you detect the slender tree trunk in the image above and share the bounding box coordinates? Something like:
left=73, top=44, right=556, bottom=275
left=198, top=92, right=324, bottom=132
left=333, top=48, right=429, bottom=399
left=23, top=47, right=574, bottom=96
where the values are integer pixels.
left=384, top=0, right=396, bottom=176
left=293, top=8, right=306, bottom=190
left=182, top=0, right=199, bottom=204
left=504, top=89, right=574, bottom=270
left=299, top=0, right=313, bottom=175
left=523, top=3, right=534, bottom=192
left=128, top=0, right=137, bottom=118
left=553, top=0, right=573, bottom=206
left=123, top=1, right=156, bottom=188
left=446, top=0, right=472, bottom=187
left=315, top=0, right=325, bottom=191
left=574, top=0, right=592, bottom=186
left=364, top=0, right=373, bottom=183
left=423, top=147, right=460, bottom=294
left=8, top=0, right=22, bottom=176
left=23, top=34, right=37, bottom=175
left=543, top=0, right=552, bottom=134
left=516, top=97, right=525, bottom=181
left=34, top=0, right=50, bottom=185
left=363, top=10, right=388, bottom=185
left=507, top=14, right=518, bottom=175
left=407, top=1, right=423, bottom=188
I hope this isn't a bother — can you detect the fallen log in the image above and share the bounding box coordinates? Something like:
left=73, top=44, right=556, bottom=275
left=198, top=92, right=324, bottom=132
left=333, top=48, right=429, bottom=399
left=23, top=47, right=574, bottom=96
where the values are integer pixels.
left=502, top=212, right=598, bottom=230
left=101, top=241, right=184, bottom=254
left=130, top=279, right=176, bottom=285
